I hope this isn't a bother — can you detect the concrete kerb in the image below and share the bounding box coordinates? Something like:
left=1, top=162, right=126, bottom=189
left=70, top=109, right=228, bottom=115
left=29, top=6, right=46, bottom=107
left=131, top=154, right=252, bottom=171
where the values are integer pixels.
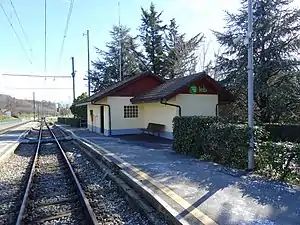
left=73, top=136, right=190, bottom=225
left=0, top=127, right=31, bottom=163
left=56, top=125, right=217, bottom=225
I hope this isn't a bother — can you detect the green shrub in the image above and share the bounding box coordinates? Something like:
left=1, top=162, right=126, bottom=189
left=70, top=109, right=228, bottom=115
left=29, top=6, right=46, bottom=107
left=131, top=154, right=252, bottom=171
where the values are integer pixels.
left=57, top=117, right=81, bottom=127
left=172, top=116, right=216, bottom=156
left=203, top=123, right=250, bottom=168
left=173, top=116, right=265, bottom=169
left=264, top=124, right=300, bottom=142
left=173, top=116, right=300, bottom=184
left=256, top=141, right=300, bottom=184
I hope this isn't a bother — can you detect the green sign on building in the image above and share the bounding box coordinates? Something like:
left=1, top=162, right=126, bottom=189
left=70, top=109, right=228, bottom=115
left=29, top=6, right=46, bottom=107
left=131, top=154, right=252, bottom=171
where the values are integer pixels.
left=189, top=85, right=208, bottom=94
left=199, top=86, right=208, bottom=92
left=189, top=86, right=198, bottom=94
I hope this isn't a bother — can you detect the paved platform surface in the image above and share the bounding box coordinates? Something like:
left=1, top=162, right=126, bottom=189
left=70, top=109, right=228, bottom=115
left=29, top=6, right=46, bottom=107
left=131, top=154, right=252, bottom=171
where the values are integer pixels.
left=0, top=119, right=29, bottom=132
left=59, top=124, right=300, bottom=225
left=0, top=122, right=35, bottom=158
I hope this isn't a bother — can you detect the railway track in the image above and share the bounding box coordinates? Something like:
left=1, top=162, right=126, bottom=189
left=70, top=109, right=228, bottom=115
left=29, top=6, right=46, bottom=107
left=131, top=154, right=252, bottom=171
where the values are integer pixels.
left=0, top=133, right=39, bottom=224
left=16, top=120, right=98, bottom=224
left=0, top=120, right=165, bottom=224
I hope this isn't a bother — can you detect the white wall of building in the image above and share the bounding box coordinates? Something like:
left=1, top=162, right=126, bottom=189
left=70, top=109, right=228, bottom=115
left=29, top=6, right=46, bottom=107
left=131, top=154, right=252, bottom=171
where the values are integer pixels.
left=175, top=94, right=218, bottom=117
left=142, top=101, right=177, bottom=133
left=107, top=97, right=143, bottom=134
left=86, top=94, right=218, bottom=139
left=87, top=98, right=108, bottom=133
left=139, top=99, right=178, bottom=139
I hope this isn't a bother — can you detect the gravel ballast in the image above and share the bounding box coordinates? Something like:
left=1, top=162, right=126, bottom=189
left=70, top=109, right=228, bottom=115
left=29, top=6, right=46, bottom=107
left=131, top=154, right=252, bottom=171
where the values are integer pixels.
left=24, top=139, right=87, bottom=225
left=25, top=127, right=41, bottom=139
left=62, top=140, right=168, bottom=225
left=0, top=143, right=37, bottom=224
left=2, top=123, right=167, bottom=225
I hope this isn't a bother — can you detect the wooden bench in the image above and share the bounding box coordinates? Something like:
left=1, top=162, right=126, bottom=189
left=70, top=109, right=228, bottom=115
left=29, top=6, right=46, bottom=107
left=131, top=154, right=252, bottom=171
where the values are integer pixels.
left=141, top=123, right=165, bottom=136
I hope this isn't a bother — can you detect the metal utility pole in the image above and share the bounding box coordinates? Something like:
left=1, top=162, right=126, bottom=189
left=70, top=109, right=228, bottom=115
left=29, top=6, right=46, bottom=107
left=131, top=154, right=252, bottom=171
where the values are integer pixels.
left=33, top=92, right=36, bottom=121
left=41, top=101, right=43, bottom=119
left=71, top=57, right=76, bottom=101
left=247, top=0, right=254, bottom=171
left=37, top=102, right=40, bottom=120
left=83, top=30, right=91, bottom=96
left=118, top=1, right=122, bottom=81
left=44, top=0, right=47, bottom=73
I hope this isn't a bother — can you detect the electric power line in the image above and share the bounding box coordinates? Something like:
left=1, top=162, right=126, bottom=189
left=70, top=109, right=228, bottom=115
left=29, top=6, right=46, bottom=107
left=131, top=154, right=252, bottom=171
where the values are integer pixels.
left=0, top=3, right=32, bottom=64
left=58, top=0, right=75, bottom=68
left=9, top=0, right=33, bottom=59
left=2, top=73, right=72, bottom=78
left=5, top=87, right=73, bottom=90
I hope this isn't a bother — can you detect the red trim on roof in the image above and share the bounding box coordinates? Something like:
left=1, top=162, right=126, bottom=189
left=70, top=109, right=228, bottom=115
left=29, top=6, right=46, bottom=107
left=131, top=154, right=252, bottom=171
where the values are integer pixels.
left=167, top=78, right=219, bottom=99
left=109, top=75, right=163, bottom=97
left=131, top=73, right=234, bottom=104
left=82, top=72, right=164, bottom=103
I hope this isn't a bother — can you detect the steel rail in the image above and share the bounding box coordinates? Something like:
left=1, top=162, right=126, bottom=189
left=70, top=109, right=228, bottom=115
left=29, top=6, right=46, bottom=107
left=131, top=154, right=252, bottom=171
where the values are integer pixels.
left=45, top=121, right=98, bottom=225
left=15, top=122, right=43, bottom=225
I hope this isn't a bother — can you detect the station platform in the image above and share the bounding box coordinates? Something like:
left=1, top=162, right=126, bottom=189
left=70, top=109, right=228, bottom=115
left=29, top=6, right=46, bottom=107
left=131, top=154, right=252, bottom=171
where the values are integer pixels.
left=0, top=119, right=30, bottom=132
left=58, top=124, right=300, bottom=225
left=0, top=122, right=34, bottom=162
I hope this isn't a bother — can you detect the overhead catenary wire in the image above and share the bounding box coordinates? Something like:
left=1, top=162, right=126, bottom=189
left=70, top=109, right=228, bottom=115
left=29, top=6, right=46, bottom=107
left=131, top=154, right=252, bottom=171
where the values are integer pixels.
left=2, top=73, right=71, bottom=78
left=0, top=2, right=32, bottom=64
left=9, top=0, right=33, bottom=59
left=58, top=0, right=75, bottom=69
left=5, top=87, right=73, bottom=90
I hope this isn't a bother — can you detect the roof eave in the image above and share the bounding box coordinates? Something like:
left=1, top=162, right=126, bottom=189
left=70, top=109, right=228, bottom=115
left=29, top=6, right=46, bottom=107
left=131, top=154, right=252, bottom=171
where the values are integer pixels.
left=96, top=73, right=165, bottom=102
left=90, top=95, right=106, bottom=103
left=76, top=101, right=90, bottom=106
left=131, top=97, right=162, bottom=104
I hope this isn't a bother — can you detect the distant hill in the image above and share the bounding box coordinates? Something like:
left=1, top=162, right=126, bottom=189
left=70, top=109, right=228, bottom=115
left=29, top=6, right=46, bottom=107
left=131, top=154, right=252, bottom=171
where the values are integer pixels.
left=0, top=94, right=57, bottom=116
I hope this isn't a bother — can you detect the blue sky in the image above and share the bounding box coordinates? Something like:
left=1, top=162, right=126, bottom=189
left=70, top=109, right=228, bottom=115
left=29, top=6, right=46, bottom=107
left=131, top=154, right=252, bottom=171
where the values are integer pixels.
left=2, top=0, right=291, bottom=105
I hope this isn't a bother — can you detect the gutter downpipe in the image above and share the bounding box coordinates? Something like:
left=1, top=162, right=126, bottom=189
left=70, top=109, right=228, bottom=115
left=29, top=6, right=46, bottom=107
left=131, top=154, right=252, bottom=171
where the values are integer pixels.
left=216, top=101, right=232, bottom=120
left=216, top=103, right=219, bottom=117
left=91, top=102, right=112, bottom=136
left=160, top=99, right=182, bottom=116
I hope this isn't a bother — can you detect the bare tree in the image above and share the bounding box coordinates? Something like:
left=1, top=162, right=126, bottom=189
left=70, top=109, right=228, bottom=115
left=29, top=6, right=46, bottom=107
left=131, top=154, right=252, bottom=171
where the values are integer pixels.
left=198, top=38, right=212, bottom=72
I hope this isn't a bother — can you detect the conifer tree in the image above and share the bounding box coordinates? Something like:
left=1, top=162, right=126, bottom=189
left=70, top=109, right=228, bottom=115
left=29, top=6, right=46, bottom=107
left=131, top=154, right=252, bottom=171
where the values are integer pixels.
left=215, top=0, right=300, bottom=122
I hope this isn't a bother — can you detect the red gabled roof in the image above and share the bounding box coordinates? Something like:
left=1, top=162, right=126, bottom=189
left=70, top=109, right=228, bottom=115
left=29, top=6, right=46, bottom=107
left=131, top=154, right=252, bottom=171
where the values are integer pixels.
left=131, top=72, right=234, bottom=103
left=80, top=72, right=164, bottom=103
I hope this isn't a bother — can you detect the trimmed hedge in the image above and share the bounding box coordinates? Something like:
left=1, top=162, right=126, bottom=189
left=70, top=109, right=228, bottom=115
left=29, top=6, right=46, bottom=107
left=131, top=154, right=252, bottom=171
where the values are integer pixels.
left=256, top=141, right=300, bottom=183
left=172, top=116, right=216, bottom=156
left=172, top=116, right=300, bottom=184
left=203, top=123, right=250, bottom=168
left=173, top=116, right=265, bottom=168
left=264, top=124, right=300, bottom=142
left=259, top=123, right=300, bottom=183
left=57, top=117, right=81, bottom=127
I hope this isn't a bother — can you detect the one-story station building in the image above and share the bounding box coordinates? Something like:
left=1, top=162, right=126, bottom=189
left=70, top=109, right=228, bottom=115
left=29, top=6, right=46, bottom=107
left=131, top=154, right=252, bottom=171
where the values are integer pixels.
left=77, top=72, right=233, bottom=139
